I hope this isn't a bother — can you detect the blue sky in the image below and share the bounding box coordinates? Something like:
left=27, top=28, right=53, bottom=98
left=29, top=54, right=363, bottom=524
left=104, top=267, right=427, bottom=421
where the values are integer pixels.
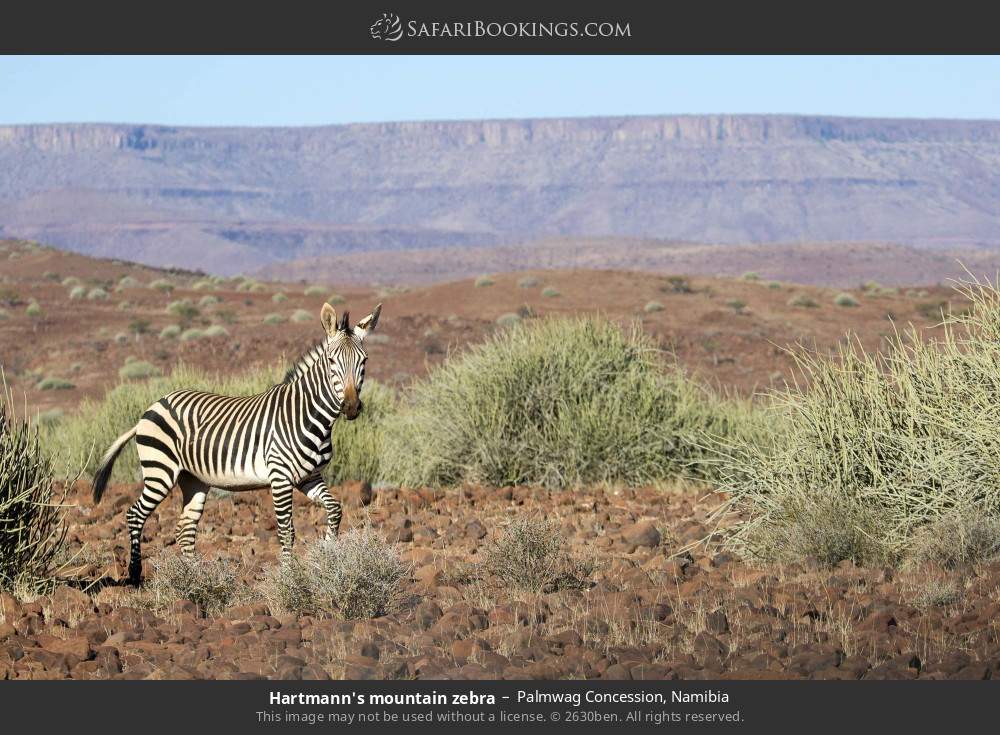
left=1, top=56, right=999, bottom=126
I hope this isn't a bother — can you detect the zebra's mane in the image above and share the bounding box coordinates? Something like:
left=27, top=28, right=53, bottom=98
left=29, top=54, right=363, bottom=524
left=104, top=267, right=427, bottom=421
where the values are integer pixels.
left=281, top=341, right=327, bottom=384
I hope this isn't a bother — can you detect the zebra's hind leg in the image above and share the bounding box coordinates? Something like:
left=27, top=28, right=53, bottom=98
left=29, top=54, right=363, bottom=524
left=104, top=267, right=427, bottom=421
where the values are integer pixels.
left=125, top=472, right=178, bottom=586
left=175, top=473, right=209, bottom=558
left=297, top=473, right=343, bottom=541
left=268, top=471, right=297, bottom=564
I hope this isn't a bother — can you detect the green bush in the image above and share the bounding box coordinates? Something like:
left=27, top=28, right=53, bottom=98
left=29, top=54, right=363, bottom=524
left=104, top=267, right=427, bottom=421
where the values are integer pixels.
left=290, top=309, right=312, bottom=323
left=263, top=313, right=286, bottom=325
left=119, top=360, right=162, bottom=381
left=159, top=324, right=182, bottom=340
left=87, top=287, right=109, bottom=301
left=741, top=271, right=760, bottom=282
left=166, top=299, right=199, bottom=321
left=36, top=377, right=74, bottom=391
left=203, top=325, right=229, bottom=338
left=380, top=316, right=760, bottom=489
left=0, top=386, right=67, bottom=592
left=180, top=328, right=206, bottom=341
left=117, top=275, right=141, bottom=290
left=495, top=313, right=522, bottom=328
left=518, top=276, right=540, bottom=289
left=191, top=280, right=214, bottom=291
left=61, top=276, right=81, bottom=287
left=834, top=292, right=859, bottom=307
left=25, top=302, right=42, bottom=317
left=327, top=293, right=345, bottom=305
left=787, top=294, right=819, bottom=309
left=272, top=292, right=287, bottom=303
left=541, top=287, right=560, bottom=298
left=716, top=275, right=1000, bottom=565
left=474, top=275, right=495, bottom=288
left=69, top=285, right=86, bottom=300
left=303, top=285, right=326, bottom=297
left=148, top=279, right=174, bottom=292
left=644, top=301, right=664, bottom=313
left=198, top=295, right=220, bottom=308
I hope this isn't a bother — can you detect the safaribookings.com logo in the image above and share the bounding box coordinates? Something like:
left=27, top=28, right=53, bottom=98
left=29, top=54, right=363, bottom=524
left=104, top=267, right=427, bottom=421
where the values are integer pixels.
left=370, top=13, right=631, bottom=42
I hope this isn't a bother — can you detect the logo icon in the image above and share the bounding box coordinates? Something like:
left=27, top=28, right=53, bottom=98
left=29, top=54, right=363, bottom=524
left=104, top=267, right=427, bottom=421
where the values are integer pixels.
left=370, top=12, right=403, bottom=41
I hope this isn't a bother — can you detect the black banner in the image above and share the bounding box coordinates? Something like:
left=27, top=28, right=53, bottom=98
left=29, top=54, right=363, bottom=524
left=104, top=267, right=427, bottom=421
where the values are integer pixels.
left=1, top=2, right=998, bottom=53
left=0, top=679, right=995, bottom=732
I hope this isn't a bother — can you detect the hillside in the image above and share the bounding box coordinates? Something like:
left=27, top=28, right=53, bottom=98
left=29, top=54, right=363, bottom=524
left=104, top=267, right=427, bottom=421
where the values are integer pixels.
left=0, top=239, right=962, bottom=416
left=258, top=237, right=1000, bottom=288
left=2, top=115, right=1000, bottom=275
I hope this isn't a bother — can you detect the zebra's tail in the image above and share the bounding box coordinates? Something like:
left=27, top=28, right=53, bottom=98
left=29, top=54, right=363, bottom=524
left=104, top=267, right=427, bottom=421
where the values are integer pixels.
left=92, top=426, right=138, bottom=504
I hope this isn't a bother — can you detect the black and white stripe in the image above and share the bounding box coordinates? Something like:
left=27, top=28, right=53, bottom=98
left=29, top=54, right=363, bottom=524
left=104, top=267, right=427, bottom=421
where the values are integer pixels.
left=91, top=302, right=381, bottom=585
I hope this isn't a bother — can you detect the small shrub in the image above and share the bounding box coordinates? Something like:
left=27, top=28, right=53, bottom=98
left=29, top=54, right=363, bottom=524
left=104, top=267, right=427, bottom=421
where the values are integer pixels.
left=148, top=279, right=174, bottom=292
left=290, top=309, right=312, bottom=323
left=304, top=527, right=406, bottom=619
left=159, top=324, right=182, bottom=340
left=907, top=509, right=1000, bottom=570
left=787, top=294, right=819, bottom=309
left=34, top=409, right=63, bottom=427
left=117, top=301, right=132, bottom=311
left=910, top=576, right=962, bottom=609
left=69, top=285, right=86, bottom=300
left=180, top=328, right=206, bottom=341
left=834, top=292, right=859, bottom=307
left=644, top=300, right=664, bottom=313
left=87, top=287, right=109, bottom=301
left=303, top=285, right=326, bottom=297
left=259, top=558, right=316, bottom=615
left=272, top=292, right=287, bottom=303
left=129, top=318, right=151, bottom=335
left=0, top=309, right=8, bottom=321
left=263, top=313, right=286, bottom=325
left=114, top=332, right=129, bottom=345
left=767, top=281, right=782, bottom=290
left=166, top=299, right=199, bottom=321
left=147, top=553, right=244, bottom=617
left=191, top=280, right=214, bottom=290
left=203, top=325, right=229, bottom=338
left=36, top=377, right=74, bottom=391
left=741, top=271, right=760, bottom=282
left=117, top=275, right=141, bottom=290
left=0, top=387, right=67, bottom=592
left=496, top=313, right=521, bottom=328
left=662, top=276, right=692, bottom=294
left=119, top=361, right=162, bottom=381
left=541, top=287, right=560, bottom=298
left=327, top=293, right=345, bottom=305
left=198, top=295, right=220, bottom=308
left=485, top=517, right=594, bottom=592
left=474, top=275, right=495, bottom=288
left=518, top=276, right=540, bottom=289
left=323, top=382, right=395, bottom=485
left=725, top=299, right=747, bottom=313
left=61, top=276, right=82, bottom=287
left=25, top=302, right=42, bottom=317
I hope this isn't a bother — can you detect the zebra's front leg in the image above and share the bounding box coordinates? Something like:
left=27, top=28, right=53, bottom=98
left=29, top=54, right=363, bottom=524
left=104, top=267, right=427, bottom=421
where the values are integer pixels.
left=297, top=473, right=343, bottom=541
left=268, top=473, right=296, bottom=563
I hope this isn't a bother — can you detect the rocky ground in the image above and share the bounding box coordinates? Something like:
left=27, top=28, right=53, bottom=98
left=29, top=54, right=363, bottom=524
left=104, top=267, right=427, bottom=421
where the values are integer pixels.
left=2, top=480, right=999, bottom=680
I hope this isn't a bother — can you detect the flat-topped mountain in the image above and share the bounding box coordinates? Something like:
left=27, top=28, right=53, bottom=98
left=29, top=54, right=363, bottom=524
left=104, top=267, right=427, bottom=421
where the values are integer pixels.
left=2, top=114, right=999, bottom=275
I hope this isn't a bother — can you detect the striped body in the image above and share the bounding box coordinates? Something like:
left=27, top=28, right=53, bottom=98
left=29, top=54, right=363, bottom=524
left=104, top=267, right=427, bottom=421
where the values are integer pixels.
left=92, top=302, right=381, bottom=585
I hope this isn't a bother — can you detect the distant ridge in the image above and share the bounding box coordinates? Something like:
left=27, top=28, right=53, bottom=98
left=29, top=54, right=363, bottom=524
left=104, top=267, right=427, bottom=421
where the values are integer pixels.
left=2, top=114, right=999, bottom=275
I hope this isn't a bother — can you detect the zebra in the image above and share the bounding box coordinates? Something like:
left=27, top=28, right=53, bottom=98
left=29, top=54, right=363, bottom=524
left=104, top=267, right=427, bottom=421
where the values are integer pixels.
left=91, top=302, right=382, bottom=585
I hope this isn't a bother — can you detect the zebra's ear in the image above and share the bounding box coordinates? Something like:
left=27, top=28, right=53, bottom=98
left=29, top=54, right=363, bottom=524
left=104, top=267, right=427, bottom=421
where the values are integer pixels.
left=355, top=303, right=382, bottom=340
left=320, top=302, right=337, bottom=336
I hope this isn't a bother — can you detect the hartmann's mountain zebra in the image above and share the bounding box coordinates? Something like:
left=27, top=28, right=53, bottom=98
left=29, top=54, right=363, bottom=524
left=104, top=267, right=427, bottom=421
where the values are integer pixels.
left=91, top=302, right=382, bottom=585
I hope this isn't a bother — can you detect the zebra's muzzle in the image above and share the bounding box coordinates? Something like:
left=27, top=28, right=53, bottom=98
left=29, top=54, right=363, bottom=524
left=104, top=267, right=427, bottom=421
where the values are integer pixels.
left=342, top=382, right=362, bottom=420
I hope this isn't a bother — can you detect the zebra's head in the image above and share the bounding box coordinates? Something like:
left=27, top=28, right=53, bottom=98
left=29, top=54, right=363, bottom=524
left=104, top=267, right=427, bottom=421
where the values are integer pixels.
left=320, top=302, right=382, bottom=421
